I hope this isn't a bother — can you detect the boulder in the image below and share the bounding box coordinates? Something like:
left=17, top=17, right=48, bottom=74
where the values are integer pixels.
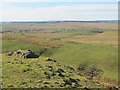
left=46, top=58, right=57, bottom=62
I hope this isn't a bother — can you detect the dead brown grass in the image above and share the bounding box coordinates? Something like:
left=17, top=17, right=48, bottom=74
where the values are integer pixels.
left=2, top=33, right=61, bottom=48
left=64, top=31, right=118, bottom=46
left=71, top=41, right=118, bottom=46
left=93, top=77, right=119, bottom=88
left=24, top=33, right=73, bottom=39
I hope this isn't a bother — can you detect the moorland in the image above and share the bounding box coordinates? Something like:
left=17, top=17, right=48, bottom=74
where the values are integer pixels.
left=0, top=21, right=119, bottom=88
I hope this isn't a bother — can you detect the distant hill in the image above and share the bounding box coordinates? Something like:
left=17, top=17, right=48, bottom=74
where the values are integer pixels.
left=1, top=20, right=118, bottom=23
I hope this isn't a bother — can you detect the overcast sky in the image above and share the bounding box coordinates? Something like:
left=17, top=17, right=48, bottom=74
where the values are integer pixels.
left=0, top=0, right=119, bottom=21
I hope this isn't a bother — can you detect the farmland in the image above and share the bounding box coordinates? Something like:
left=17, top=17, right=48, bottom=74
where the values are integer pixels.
left=1, top=21, right=119, bottom=88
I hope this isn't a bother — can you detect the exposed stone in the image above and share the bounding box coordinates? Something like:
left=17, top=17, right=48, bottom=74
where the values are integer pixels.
left=6, top=54, right=12, bottom=56
left=46, top=58, right=57, bottom=62
left=46, top=65, right=53, bottom=70
left=66, top=66, right=75, bottom=71
left=47, top=58, right=53, bottom=61
left=8, top=85, right=14, bottom=87
left=69, top=78, right=77, bottom=83
left=58, top=73, right=65, bottom=77
left=6, top=51, right=13, bottom=56
left=36, top=64, right=41, bottom=66
left=43, top=82, right=50, bottom=84
left=57, top=68, right=65, bottom=73
left=13, top=49, right=39, bottom=58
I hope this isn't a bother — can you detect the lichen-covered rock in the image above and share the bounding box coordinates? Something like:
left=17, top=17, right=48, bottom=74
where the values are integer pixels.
left=13, top=49, right=39, bottom=58
left=6, top=51, right=13, bottom=56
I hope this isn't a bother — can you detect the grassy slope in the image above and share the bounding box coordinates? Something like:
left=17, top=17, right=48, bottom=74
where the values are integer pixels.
left=2, top=40, right=50, bottom=55
left=45, top=42, right=118, bottom=81
left=2, top=53, right=102, bottom=88
left=2, top=39, right=118, bottom=81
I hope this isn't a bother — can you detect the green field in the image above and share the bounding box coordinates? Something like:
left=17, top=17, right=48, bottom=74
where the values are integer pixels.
left=1, top=22, right=119, bottom=88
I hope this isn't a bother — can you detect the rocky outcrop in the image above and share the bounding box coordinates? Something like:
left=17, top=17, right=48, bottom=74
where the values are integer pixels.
left=14, top=49, right=39, bottom=58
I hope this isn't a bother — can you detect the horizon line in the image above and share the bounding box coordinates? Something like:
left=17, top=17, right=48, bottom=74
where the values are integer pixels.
left=0, top=19, right=118, bottom=22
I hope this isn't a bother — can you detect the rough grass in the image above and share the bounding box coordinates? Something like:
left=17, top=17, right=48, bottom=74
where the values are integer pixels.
left=2, top=40, right=50, bottom=55
left=24, top=32, right=73, bottom=39
left=2, top=33, right=61, bottom=48
left=1, top=22, right=118, bottom=88
left=2, top=53, right=103, bottom=88
left=48, top=42, right=118, bottom=81
left=2, top=34, right=118, bottom=82
left=2, top=39, right=118, bottom=81
left=64, top=31, right=118, bottom=46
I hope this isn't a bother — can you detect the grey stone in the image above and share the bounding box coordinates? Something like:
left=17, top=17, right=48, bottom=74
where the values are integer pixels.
left=13, top=49, right=39, bottom=58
